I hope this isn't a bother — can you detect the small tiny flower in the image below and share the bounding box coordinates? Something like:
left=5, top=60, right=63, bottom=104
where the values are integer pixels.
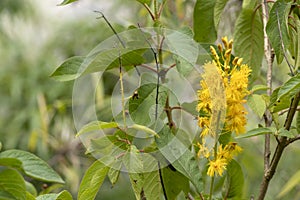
left=232, top=57, right=239, bottom=66
left=237, top=58, right=243, bottom=66
left=221, top=36, right=229, bottom=49
left=207, top=158, right=227, bottom=177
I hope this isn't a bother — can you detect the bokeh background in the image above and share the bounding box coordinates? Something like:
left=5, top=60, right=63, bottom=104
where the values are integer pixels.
left=0, top=0, right=299, bottom=199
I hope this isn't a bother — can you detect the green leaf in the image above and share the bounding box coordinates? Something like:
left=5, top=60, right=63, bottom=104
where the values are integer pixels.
left=86, top=48, right=145, bottom=72
left=167, top=27, right=198, bottom=68
left=174, top=55, right=194, bottom=77
left=0, top=168, right=26, bottom=200
left=223, top=160, right=244, bottom=199
left=57, top=0, right=78, bottom=6
left=136, top=0, right=151, bottom=5
left=214, top=0, right=230, bottom=29
left=142, top=156, right=162, bottom=200
left=277, top=128, right=295, bottom=138
left=250, top=84, right=269, bottom=93
left=0, top=157, right=22, bottom=169
left=39, top=184, right=64, bottom=195
left=51, top=49, right=145, bottom=81
left=50, top=56, right=84, bottom=81
left=0, top=150, right=64, bottom=184
left=181, top=101, right=198, bottom=116
left=233, top=0, right=264, bottom=82
left=56, top=190, right=73, bottom=200
left=77, top=161, right=109, bottom=200
left=129, top=154, right=162, bottom=200
left=129, top=83, right=168, bottom=126
left=277, top=74, right=300, bottom=100
left=266, top=0, right=292, bottom=64
left=162, top=166, right=189, bottom=199
left=129, top=173, right=144, bottom=200
left=156, top=126, right=204, bottom=193
left=108, top=161, right=121, bottom=186
left=58, top=0, right=78, bottom=6
left=129, top=124, right=159, bottom=138
left=269, top=87, right=293, bottom=113
left=247, top=94, right=266, bottom=118
left=193, top=0, right=217, bottom=43
left=26, top=192, right=36, bottom=200
left=235, top=127, right=275, bottom=139
left=25, top=181, right=37, bottom=197
left=123, top=145, right=143, bottom=173
left=88, top=132, right=129, bottom=163
left=36, top=194, right=57, bottom=200
left=277, top=170, right=300, bottom=198
left=76, top=121, right=118, bottom=137
left=36, top=191, right=73, bottom=200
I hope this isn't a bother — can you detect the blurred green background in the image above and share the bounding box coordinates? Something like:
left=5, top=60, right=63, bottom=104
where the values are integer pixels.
left=0, top=0, right=299, bottom=199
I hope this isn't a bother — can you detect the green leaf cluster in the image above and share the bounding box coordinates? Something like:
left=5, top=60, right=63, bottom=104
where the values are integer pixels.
left=0, top=149, right=71, bottom=200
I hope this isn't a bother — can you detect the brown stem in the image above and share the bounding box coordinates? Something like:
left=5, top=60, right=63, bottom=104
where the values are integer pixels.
left=143, top=3, right=155, bottom=20
left=262, top=0, right=273, bottom=174
left=288, top=135, right=300, bottom=144
left=258, top=0, right=273, bottom=199
left=138, top=64, right=158, bottom=73
left=165, top=96, right=176, bottom=129
left=258, top=92, right=300, bottom=200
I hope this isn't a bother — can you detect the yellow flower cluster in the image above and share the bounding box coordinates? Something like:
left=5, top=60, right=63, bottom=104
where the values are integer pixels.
left=206, top=142, right=243, bottom=177
left=197, top=37, right=251, bottom=136
left=196, top=37, right=251, bottom=177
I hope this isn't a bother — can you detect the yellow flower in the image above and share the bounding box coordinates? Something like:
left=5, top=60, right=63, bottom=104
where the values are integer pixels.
left=216, top=142, right=242, bottom=161
left=224, top=142, right=243, bottom=157
left=207, top=158, right=227, bottom=177
left=196, top=38, right=249, bottom=178
left=200, top=127, right=210, bottom=137
left=197, top=81, right=211, bottom=113
left=217, top=145, right=230, bottom=160
left=198, top=116, right=210, bottom=128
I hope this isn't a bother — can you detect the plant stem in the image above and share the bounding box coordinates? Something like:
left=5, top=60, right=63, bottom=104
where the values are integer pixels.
left=209, top=175, right=215, bottom=200
left=261, top=0, right=273, bottom=172
left=258, top=0, right=273, bottom=199
left=258, top=92, right=300, bottom=200
left=119, top=54, right=126, bottom=128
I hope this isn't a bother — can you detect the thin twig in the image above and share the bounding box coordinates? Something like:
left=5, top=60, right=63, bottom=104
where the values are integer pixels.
left=278, top=106, right=300, bottom=115
left=119, top=52, right=126, bottom=128
left=288, top=135, right=300, bottom=144
left=137, top=24, right=160, bottom=120
left=165, top=63, right=177, bottom=72
left=158, top=162, right=168, bottom=200
left=96, top=11, right=140, bottom=76
left=187, top=193, right=195, bottom=200
left=138, top=64, right=158, bottom=73
left=258, top=0, right=273, bottom=199
left=143, top=3, right=155, bottom=20
left=94, top=11, right=126, bottom=48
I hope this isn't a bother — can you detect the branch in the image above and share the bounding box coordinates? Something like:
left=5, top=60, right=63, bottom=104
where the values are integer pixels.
left=288, top=135, right=300, bottom=144
left=258, top=92, right=300, bottom=200
left=258, top=0, right=273, bottom=199
left=262, top=0, right=273, bottom=173
left=278, top=106, right=300, bottom=115
left=143, top=3, right=155, bottom=20
left=138, top=64, right=158, bottom=73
